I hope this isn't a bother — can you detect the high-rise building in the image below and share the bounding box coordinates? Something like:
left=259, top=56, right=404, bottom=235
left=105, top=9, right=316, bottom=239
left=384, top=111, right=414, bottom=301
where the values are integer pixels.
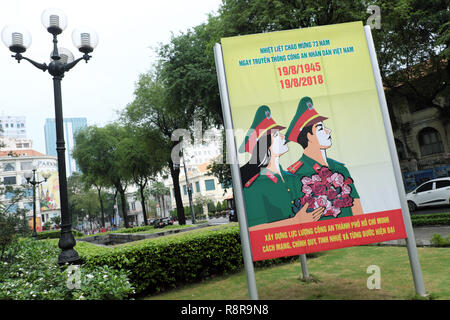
left=44, top=117, right=87, bottom=176
left=0, top=115, right=27, bottom=138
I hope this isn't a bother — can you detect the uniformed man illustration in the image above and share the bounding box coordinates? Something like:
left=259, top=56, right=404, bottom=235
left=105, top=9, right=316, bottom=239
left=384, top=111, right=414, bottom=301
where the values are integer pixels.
left=239, top=105, right=324, bottom=231
left=285, top=97, right=364, bottom=220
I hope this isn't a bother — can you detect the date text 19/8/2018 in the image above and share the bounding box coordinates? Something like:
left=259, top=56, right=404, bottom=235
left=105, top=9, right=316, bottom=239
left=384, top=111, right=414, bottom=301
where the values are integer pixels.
left=280, top=75, right=324, bottom=89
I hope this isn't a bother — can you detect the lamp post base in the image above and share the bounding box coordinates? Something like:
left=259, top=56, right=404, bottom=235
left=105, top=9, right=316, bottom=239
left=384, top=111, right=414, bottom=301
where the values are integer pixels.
left=57, top=229, right=81, bottom=265
left=58, top=248, right=82, bottom=265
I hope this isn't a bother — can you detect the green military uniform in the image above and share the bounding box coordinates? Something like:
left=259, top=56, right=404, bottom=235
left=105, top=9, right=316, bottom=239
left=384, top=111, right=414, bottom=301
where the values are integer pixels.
left=243, top=167, right=302, bottom=228
left=287, top=154, right=360, bottom=221
left=240, top=105, right=304, bottom=228
left=285, top=96, right=360, bottom=221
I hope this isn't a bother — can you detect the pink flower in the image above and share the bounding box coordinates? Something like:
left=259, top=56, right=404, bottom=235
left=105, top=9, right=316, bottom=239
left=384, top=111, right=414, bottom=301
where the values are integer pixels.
left=302, top=185, right=312, bottom=195
left=316, top=196, right=328, bottom=208
left=330, top=172, right=344, bottom=188
left=301, top=176, right=313, bottom=185
left=342, top=184, right=352, bottom=195
left=311, top=174, right=322, bottom=183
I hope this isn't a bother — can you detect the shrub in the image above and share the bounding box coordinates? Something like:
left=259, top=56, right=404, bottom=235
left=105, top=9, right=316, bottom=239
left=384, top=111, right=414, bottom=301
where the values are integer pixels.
left=79, top=225, right=296, bottom=296
left=0, top=239, right=134, bottom=300
left=35, top=229, right=85, bottom=240
left=430, top=233, right=450, bottom=247
left=411, top=213, right=450, bottom=227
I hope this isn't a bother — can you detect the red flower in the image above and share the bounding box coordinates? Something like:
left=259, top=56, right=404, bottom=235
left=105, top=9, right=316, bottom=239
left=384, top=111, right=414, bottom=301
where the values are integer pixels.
left=344, top=177, right=354, bottom=185
left=342, top=195, right=353, bottom=207
left=312, top=183, right=326, bottom=196
left=326, top=188, right=338, bottom=200
left=300, top=195, right=315, bottom=207
left=333, top=199, right=345, bottom=208
left=318, top=167, right=333, bottom=180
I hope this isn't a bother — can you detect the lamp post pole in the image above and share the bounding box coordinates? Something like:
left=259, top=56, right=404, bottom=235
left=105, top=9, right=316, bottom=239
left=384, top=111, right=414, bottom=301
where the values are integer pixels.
left=2, top=9, right=98, bottom=265
left=25, top=168, right=48, bottom=240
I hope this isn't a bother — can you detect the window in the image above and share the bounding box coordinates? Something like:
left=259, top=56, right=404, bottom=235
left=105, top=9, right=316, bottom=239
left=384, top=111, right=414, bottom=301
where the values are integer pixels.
left=205, top=179, right=215, bottom=191
left=395, top=139, right=406, bottom=161
left=4, top=163, right=15, bottom=171
left=436, top=180, right=450, bottom=189
left=21, top=162, right=32, bottom=171
left=3, top=176, right=16, bottom=185
left=416, top=182, right=433, bottom=193
left=195, top=181, right=200, bottom=192
left=24, top=202, right=33, bottom=210
left=5, top=204, right=18, bottom=213
left=418, top=128, right=443, bottom=156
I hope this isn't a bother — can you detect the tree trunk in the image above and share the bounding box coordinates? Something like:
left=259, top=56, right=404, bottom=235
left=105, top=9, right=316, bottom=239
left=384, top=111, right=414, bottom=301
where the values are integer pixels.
left=115, top=182, right=129, bottom=228
left=161, top=194, right=166, bottom=218
left=119, top=190, right=129, bottom=228
left=96, top=185, right=105, bottom=227
left=139, top=185, right=148, bottom=225
left=169, top=159, right=186, bottom=225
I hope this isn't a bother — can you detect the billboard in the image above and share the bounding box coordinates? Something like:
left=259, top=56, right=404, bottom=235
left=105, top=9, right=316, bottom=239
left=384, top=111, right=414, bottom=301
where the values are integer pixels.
left=38, top=171, right=60, bottom=212
left=220, top=21, right=407, bottom=261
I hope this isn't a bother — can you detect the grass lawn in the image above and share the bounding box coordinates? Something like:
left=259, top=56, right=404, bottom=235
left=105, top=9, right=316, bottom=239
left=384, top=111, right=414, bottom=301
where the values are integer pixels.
left=144, top=246, right=450, bottom=300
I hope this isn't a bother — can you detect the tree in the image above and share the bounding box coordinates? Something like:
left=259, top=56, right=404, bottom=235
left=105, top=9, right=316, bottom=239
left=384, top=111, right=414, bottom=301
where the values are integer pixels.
left=73, top=124, right=133, bottom=228
left=122, top=68, right=195, bottom=225
left=0, top=185, right=30, bottom=260
left=118, top=125, right=166, bottom=225
left=72, top=189, right=101, bottom=231
left=149, top=181, right=170, bottom=217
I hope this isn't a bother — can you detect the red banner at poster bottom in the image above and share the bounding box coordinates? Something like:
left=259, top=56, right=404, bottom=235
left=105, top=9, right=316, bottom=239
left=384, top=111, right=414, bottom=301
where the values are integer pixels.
left=249, top=209, right=406, bottom=261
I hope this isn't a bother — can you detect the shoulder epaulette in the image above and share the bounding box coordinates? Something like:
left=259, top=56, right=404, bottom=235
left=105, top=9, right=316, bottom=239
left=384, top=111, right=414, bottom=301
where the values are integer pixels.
left=264, top=171, right=278, bottom=184
left=244, top=173, right=259, bottom=188
left=287, top=161, right=303, bottom=174
left=313, top=163, right=321, bottom=173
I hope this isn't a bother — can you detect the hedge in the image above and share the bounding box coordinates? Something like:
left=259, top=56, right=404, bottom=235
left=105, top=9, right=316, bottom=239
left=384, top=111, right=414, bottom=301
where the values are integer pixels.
left=78, top=226, right=298, bottom=296
left=410, top=212, right=450, bottom=227
left=36, top=229, right=85, bottom=240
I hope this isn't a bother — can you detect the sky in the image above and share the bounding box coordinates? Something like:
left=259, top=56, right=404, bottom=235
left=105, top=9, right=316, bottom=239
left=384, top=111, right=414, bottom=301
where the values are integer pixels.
left=0, top=0, right=222, bottom=154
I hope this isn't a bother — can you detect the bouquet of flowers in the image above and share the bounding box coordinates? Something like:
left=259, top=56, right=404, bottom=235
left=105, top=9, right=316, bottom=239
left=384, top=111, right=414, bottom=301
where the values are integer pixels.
left=299, top=166, right=354, bottom=217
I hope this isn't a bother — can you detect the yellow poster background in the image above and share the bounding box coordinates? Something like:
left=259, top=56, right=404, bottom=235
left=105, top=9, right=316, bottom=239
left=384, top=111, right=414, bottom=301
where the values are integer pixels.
left=221, top=21, right=401, bottom=213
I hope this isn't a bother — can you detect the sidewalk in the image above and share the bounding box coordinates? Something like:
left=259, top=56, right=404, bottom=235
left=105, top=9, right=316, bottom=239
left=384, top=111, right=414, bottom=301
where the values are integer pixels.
left=381, top=225, right=450, bottom=246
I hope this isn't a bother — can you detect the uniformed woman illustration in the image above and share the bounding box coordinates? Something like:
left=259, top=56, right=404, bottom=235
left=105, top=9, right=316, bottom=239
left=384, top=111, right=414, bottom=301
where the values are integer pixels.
left=285, top=97, right=364, bottom=220
left=239, top=105, right=323, bottom=231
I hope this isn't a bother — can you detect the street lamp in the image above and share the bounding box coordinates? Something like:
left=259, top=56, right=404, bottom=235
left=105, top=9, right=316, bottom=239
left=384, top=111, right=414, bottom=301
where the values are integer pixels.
left=24, top=165, right=50, bottom=239
left=2, top=8, right=98, bottom=265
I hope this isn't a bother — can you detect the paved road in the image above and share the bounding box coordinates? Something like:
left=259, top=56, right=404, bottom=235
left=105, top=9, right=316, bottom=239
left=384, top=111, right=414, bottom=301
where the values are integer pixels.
left=410, top=205, right=450, bottom=215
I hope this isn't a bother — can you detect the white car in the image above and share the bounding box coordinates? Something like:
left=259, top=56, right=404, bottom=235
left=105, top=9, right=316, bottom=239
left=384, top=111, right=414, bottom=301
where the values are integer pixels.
left=406, top=177, right=450, bottom=211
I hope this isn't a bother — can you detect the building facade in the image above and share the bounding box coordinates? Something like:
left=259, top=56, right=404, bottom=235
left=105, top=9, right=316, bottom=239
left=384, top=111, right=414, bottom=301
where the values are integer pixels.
left=0, top=115, right=27, bottom=138
left=0, top=151, right=60, bottom=231
left=44, top=117, right=87, bottom=176
left=386, top=63, right=450, bottom=191
left=166, top=161, right=232, bottom=218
